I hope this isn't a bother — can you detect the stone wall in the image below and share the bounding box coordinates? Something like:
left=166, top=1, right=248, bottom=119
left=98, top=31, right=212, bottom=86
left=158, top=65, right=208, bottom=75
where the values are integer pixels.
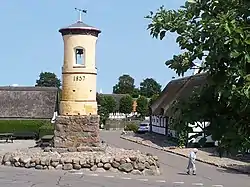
left=1, top=146, right=161, bottom=176
left=104, top=119, right=141, bottom=130
left=54, top=115, right=100, bottom=148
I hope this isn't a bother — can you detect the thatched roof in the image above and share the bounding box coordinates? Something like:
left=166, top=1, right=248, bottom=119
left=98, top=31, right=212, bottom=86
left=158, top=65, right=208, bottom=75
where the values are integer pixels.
left=151, top=73, right=207, bottom=116
left=0, top=87, right=58, bottom=120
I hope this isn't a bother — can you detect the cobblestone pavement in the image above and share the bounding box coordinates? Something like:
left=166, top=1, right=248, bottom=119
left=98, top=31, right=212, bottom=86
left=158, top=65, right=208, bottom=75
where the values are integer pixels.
left=120, top=132, right=250, bottom=174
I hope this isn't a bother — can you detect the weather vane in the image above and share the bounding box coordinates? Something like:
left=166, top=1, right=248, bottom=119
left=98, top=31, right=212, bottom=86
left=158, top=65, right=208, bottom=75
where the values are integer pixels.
left=75, top=8, right=87, bottom=22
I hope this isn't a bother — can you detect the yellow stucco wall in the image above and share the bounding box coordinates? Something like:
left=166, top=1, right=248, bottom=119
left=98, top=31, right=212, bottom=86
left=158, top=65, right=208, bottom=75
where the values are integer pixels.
left=60, top=34, right=98, bottom=115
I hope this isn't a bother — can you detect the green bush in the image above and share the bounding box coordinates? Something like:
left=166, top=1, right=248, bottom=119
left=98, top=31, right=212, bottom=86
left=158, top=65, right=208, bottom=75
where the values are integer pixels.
left=124, top=122, right=139, bottom=132
left=0, top=120, right=50, bottom=133
left=38, top=123, right=54, bottom=138
left=0, top=120, right=54, bottom=138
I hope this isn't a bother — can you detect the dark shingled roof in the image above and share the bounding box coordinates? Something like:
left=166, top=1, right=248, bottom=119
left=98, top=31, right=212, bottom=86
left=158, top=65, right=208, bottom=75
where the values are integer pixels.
left=151, top=73, right=207, bottom=116
left=59, top=21, right=101, bottom=36
left=66, top=21, right=93, bottom=28
left=0, top=87, right=58, bottom=120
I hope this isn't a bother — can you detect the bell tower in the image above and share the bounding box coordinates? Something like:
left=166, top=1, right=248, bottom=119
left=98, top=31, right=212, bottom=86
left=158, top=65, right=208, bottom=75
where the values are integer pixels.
left=59, top=8, right=101, bottom=116
left=54, top=9, right=101, bottom=148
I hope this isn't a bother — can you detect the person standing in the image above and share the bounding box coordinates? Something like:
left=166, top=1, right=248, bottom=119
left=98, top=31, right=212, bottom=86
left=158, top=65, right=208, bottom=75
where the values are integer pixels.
left=187, top=148, right=198, bottom=175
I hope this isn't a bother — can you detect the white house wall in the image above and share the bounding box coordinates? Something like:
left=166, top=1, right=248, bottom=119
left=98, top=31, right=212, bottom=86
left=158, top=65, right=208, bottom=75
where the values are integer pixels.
left=151, top=115, right=167, bottom=135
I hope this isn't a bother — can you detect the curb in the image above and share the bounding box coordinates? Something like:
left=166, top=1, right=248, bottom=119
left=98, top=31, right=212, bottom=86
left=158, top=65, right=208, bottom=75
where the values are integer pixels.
left=120, top=136, right=250, bottom=175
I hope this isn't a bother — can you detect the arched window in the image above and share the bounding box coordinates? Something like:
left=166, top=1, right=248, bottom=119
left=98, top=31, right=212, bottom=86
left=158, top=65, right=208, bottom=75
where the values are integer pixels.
left=74, top=47, right=85, bottom=65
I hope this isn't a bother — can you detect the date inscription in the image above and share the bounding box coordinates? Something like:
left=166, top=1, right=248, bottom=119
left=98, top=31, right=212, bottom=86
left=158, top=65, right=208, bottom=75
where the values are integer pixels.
left=73, top=75, right=85, bottom=81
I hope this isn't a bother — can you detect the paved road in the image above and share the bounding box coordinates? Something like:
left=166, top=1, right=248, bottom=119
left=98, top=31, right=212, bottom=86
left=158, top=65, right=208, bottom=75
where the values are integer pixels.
left=101, top=131, right=250, bottom=187
left=0, top=131, right=248, bottom=187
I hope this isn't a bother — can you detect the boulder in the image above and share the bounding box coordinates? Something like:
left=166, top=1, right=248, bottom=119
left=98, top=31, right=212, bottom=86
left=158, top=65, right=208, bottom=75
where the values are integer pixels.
left=131, top=170, right=142, bottom=175
left=51, top=162, right=59, bottom=167
left=4, top=161, right=11, bottom=166
left=48, top=166, right=55, bottom=170
left=112, top=161, right=120, bottom=168
left=137, top=163, right=145, bottom=171
left=145, top=162, right=150, bottom=169
left=24, top=163, right=31, bottom=168
left=14, top=162, right=20, bottom=167
left=63, top=164, right=73, bottom=170
left=97, top=163, right=103, bottom=168
left=80, top=159, right=86, bottom=166
left=82, top=163, right=91, bottom=168
left=73, top=164, right=81, bottom=170
left=103, top=163, right=111, bottom=170
left=101, top=157, right=110, bottom=164
left=120, top=159, right=126, bottom=165
left=55, top=164, right=63, bottom=170
left=13, top=156, right=20, bottom=162
left=96, top=168, right=106, bottom=173
left=35, top=158, right=40, bottom=165
left=35, top=165, right=43, bottom=170
left=133, top=162, right=138, bottom=169
left=129, top=156, right=137, bottom=162
left=72, top=159, right=80, bottom=164
left=119, top=163, right=133, bottom=172
left=2, top=154, right=11, bottom=163
left=95, top=158, right=100, bottom=164
left=152, top=156, right=158, bottom=161
left=90, top=165, right=97, bottom=171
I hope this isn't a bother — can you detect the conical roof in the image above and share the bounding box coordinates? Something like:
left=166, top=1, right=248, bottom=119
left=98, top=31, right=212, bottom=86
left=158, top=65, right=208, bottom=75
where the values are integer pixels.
left=59, top=21, right=101, bottom=36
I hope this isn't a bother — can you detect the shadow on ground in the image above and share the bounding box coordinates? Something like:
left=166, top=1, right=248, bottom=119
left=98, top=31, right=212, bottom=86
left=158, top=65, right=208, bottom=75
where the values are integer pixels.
left=128, top=132, right=177, bottom=148
left=122, top=132, right=250, bottom=175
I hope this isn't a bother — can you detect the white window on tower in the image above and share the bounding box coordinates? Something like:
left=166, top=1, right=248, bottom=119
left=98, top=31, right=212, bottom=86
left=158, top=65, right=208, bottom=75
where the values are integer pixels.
left=75, top=47, right=85, bottom=65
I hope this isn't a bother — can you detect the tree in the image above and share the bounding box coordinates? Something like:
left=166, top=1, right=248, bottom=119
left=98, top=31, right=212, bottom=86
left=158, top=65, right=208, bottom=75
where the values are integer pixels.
left=36, top=72, right=61, bottom=88
left=149, top=94, right=159, bottom=106
left=119, top=95, right=133, bottom=115
left=136, top=96, right=149, bottom=118
left=140, top=78, right=162, bottom=98
left=131, top=88, right=140, bottom=98
left=97, top=94, right=117, bottom=126
left=146, top=0, right=250, bottom=151
left=100, top=95, right=117, bottom=114
left=113, top=75, right=135, bottom=95
left=98, top=105, right=109, bottom=127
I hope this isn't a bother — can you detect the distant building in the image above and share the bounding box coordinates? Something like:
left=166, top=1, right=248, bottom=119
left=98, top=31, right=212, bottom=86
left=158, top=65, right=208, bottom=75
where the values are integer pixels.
left=0, top=86, right=59, bottom=121
left=149, top=73, right=207, bottom=136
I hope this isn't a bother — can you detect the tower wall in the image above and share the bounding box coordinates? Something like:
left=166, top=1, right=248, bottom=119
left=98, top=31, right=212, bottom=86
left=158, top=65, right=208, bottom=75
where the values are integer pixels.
left=60, top=34, right=98, bottom=115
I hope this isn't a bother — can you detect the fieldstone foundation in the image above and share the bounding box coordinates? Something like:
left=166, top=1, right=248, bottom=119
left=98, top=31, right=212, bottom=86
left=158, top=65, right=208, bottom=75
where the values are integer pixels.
left=53, top=115, right=100, bottom=148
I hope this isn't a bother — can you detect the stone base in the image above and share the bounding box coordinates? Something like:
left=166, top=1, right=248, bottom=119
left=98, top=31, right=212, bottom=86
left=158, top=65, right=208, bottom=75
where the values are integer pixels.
left=53, top=115, right=100, bottom=148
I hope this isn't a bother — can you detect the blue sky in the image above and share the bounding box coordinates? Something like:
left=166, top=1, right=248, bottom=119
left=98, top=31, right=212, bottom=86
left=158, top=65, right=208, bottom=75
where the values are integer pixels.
left=0, top=0, right=188, bottom=93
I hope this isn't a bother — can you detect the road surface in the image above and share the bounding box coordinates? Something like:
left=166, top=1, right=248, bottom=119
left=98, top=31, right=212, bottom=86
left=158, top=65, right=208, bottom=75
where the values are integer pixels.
left=101, top=131, right=250, bottom=187
left=0, top=131, right=248, bottom=187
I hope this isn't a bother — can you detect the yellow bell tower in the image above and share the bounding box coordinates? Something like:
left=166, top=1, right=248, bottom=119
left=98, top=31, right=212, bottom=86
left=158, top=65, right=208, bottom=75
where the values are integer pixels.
left=59, top=8, right=101, bottom=116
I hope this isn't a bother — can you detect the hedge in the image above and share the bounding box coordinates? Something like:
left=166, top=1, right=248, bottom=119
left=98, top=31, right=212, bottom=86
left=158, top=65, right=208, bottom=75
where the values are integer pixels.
left=0, top=120, right=54, bottom=138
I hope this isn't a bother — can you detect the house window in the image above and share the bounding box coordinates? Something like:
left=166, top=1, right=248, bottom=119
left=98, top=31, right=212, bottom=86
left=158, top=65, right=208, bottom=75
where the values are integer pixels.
left=75, top=47, right=85, bottom=65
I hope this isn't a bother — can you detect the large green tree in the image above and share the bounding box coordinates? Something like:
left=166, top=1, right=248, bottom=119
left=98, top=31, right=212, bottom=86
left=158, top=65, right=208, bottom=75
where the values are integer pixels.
left=119, top=95, right=134, bottom=115
left=36, top=72, right=61, bottom=88
left=146, top=0, right=250, bottom=151
left=113, top=75, right=135, bottom=95
left=97, top=94, right=117, bottom=126
left=140, top=78, right=162, bottom=98
left=136, top=96, right=149, bottom=118
left=99, top=95, right=117, bottom=113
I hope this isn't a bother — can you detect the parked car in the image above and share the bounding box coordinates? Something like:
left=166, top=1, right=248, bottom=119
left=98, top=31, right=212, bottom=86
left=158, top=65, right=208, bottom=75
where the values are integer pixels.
left=137, top=121, right=150, bottom=133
